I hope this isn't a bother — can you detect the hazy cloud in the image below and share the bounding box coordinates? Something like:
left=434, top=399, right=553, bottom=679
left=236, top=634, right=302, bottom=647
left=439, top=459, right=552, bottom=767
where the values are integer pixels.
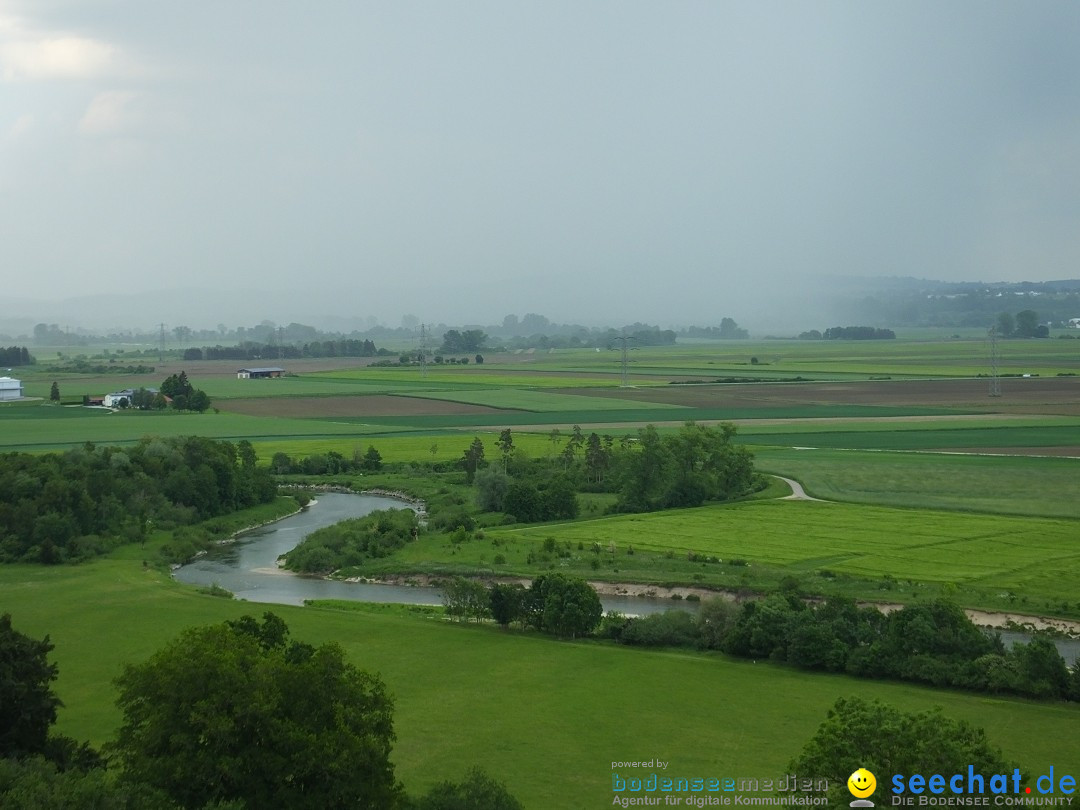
left=0, top=13, right=117, bottom=81
left=2, top=2, right=1079, bottom=330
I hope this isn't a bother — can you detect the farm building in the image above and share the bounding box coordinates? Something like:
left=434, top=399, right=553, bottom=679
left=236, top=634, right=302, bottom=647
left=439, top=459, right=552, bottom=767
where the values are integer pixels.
left=0, top=376, right=24, bottom=401
left=103, top=388, right=159, bottom=408
left=237, top=367, right=285, bottom=379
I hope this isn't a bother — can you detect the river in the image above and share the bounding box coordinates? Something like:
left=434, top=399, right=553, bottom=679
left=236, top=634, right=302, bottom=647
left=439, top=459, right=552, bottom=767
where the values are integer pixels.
left=172, top=493, right=686, bottom=616
left=173, top=493, right=1079, bottom=663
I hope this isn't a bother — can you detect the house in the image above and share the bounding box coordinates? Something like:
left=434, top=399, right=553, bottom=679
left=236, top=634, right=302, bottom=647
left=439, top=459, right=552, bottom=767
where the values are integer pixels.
left=103, top=388, right=159, bottom=408
left=0, top=376, right=23, bottom=401
left=1069, top=318, right=1080, bottom=329
left=237, top=367, right=285, bottom=379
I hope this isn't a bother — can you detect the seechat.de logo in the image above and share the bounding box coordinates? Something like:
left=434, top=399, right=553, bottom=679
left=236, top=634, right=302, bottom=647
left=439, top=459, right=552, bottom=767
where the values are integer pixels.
left=849, top=768, right=877, bottom=807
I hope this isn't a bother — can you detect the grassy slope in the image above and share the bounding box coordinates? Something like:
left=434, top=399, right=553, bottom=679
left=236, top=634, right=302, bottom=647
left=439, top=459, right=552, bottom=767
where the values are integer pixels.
left=1, top=560, right=1077, bottom=808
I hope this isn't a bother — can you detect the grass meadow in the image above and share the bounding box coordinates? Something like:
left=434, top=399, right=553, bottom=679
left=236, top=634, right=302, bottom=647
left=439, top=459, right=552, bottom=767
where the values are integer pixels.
left=753, top=449, right=1080, bottom=517
left=1, top=557, right=1078, bottom=808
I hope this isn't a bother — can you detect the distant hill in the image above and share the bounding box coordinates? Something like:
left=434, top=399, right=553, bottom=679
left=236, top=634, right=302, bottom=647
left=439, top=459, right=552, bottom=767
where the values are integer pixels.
left=825, top=277, right=1080, bottom=329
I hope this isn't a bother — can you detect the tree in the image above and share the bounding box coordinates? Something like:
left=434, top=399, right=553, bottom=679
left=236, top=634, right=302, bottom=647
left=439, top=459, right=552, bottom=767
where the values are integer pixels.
left=410, top=767, right=523, bottom=809
left=0, top=614, right=62, bottom=759
left=1014, top=309, right=1039, bottom=338
left=474, top=467, right=509, bottom=512
left=442, top=577, right=490, bottom=623
left=529, top=574, right=603, bottom=639
left=160, top=371, right=193, bottom=399
left=696, top=597, right=740, bottom=650
left=489, top=583, right=525, bottom=628
left=188, top=390, right=211, bottom=413
left=502, top=481, right=543, bottom=523
left=49, top=382, right=60, bottom=403
left=362, top=445, right=383, bottom=472
left=495, top=429, right=514, bottom=472
left=718, top=317, right=748, bottom=339
left=789, top=697, right=1019, bottom=807
left=995, top=312, right=1015, bottom=337
left=110, top=612, right=402, bottom=809
left=461, top=437, right=486, bottom=484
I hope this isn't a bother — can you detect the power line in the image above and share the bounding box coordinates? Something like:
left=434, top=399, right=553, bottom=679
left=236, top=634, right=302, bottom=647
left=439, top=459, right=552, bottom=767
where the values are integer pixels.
left=611, top=332, right=636, bottom=388
left=988, top=326, right=1001, bottom=397
left=419, top=324, right=428, bottom=379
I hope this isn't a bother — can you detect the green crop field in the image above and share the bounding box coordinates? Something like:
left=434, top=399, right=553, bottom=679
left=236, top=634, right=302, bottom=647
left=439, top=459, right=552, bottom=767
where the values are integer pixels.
left=0, top=404, right=409, bottom=452
left=742, top=423, right=1080, bottom=450
left=1, top=558, right=1077, bottom=808
left=508, top=338, right=1080, bottom=378
left=755, top=448, right=1080, bottom=517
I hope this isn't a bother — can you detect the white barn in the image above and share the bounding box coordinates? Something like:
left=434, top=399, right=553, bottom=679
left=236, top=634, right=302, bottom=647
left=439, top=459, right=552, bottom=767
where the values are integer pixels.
left=0, top=376, right=24, bottom=401
left=237, top=367, right=285, bottom=379
left=103, top=388, right=158, bottom=408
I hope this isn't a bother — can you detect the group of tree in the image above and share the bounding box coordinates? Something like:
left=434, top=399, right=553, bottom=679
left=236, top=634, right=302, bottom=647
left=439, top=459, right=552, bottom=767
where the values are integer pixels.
left=0, top=611, right=522, bottom=809
left=799, top=326, right=896, bottom=340
left=269, top=445, right=383, bottom=476
left=443, top=574, right=603, bottom=639
left=681, top=318, right=748, bottom=339
left=0, top=437, right=275, bottom=563
left=465, top=423, right=758, bottom=521
left=612, top=422, right=757, bottom=512
left=995, top=309, right=1050, bottom=338
left=0, top=346, right=33, bottom=366
left=159, top=371, right=212, bottom=412
left=601, top=592, right=1080, bottom=702
left=282, top=508, right=419, bottom=574
left=183, top=338, right=389, bottom=361
left=440, top=329, right=487, bottom=353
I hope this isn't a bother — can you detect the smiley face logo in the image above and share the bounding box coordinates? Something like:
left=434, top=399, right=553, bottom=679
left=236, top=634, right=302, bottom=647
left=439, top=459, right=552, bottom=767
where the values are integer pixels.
left=848, top=768, right=876, bottom=799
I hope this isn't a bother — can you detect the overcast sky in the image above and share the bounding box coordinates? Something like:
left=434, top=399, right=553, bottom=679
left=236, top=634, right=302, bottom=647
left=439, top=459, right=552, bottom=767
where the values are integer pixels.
left=2, top=1, right=1079, bottom=329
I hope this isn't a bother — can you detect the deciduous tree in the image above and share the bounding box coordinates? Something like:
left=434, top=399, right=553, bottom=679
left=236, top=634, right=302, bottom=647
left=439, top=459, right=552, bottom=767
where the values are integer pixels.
left=111, top=613, right=402, bottom=809
left=789, top=697, right=1019, bottom=807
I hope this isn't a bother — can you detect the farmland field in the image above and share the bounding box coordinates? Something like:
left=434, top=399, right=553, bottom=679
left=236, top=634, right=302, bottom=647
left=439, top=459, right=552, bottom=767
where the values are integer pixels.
left=4, top=334, right=1080, bottom=807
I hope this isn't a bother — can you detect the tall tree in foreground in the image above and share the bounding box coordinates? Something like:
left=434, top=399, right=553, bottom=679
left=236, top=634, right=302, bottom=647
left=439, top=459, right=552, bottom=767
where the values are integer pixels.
left=111, top=612, right=402, bottom=810
left=789, top=697, right=1019, bottom=807
left=0, top=614, right=61, bottom=759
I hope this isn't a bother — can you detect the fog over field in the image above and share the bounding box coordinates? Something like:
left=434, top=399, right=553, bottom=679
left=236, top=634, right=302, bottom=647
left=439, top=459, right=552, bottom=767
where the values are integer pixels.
left=3, top=2, right=1079, bottom=330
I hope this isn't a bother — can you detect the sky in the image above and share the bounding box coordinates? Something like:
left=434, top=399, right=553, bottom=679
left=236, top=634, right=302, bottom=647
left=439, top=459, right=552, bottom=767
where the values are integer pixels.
left=2, top=1, right=1079, bottom=330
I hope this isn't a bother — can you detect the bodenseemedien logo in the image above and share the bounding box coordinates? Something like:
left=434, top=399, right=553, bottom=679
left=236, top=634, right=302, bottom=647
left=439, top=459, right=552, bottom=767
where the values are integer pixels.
left=849, top=768, right=877, bottom=808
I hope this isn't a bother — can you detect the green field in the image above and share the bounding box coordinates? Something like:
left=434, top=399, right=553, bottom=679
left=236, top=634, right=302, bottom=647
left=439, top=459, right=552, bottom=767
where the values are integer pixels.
left=0, top=404, right=409, bottom=452
left=1, top=558, right=1077, bottom=808
left=345, top=498, right=1080, bottom=615
left=754, top=448, right=1080, bottom=517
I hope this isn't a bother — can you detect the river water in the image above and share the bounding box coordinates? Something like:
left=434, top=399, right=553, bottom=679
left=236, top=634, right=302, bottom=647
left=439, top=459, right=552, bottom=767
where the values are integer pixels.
left=172, top=493, right=684, bottom=616
left=173, top=493, right=1079, bottom=663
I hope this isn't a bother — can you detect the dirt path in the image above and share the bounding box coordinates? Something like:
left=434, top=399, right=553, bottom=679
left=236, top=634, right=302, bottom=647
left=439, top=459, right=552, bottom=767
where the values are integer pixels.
left=773, top=475, right=825, bottom=501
